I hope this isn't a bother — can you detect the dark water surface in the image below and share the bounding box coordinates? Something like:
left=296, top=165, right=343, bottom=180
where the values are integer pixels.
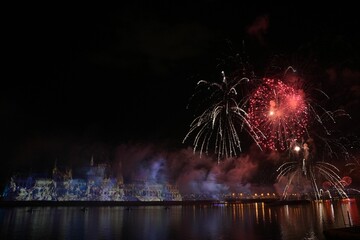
left=1, top=199, right=359, bottom=240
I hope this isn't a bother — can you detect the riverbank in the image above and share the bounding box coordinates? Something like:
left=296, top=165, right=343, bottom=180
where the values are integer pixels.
left=2, top=197, right=359, bottom=207
left=0, top=198, right=278, bottom=207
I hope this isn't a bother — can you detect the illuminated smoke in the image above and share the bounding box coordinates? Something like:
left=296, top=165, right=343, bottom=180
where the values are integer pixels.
left=112, top=144, right=267, bottom=198
left=246, top=15, right=269, bottom=45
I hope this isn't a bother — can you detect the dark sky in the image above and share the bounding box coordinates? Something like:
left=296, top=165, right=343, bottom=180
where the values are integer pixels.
left=2, top=2, right=360, bottom=188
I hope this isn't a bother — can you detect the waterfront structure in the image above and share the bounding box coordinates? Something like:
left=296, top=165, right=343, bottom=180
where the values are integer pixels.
left=2, top=159, right=182, bottom=202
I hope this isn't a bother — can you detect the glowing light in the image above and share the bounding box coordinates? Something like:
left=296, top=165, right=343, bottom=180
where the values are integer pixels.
left=294, top=146, right=301, bottom=152
left=248, top=78, right=308, bottom=151
left=3, top=162, right=183, bottom=202
left=183, top=71, right=261, bottom=161
left=341, top=176, right=352, bottom=186
left=276, top=158, right=348, bottom=200
left=322, top=181, right=332, bottom=190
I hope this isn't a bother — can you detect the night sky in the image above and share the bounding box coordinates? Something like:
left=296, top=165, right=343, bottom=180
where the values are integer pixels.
left=2, top=2, right=360, bottom=190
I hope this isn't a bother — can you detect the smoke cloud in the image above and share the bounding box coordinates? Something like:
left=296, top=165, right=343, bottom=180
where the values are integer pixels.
left=112, top=142, right=277, bottom=197
left=247, top=15, right=269, bottom=45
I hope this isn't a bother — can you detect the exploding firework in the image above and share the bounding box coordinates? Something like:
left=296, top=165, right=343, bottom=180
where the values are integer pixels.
left=340, top=176, right=352, bottom=187
left=183, top=71, right=262, bottom=161
left=247, top=78, right=309, bottom=151
left=281, top=66, right=355, bottom=165
left=282, top=66, right=350, bottom=136
left=272, top=66, right=353, bottom=199
left=276, top=139, right=348, bottom=200
left=184, top=49, right=356, bottom=202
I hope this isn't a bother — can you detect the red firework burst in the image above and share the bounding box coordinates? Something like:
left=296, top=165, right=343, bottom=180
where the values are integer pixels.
left=248, top=78, right=308, bottom=151
left=341, top=176, right=352, bottom=186
left=322, top=181, right=332, bottom=190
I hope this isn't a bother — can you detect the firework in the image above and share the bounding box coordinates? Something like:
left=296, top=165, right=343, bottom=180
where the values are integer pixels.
left=243, top=61, right=355, bottom=200
left=276, top=139, right=348, bottom=200
left=183, top=71, right=262, bottom=161
left=340, top=176, right=352, bottom=187
left=346, top=160, right=360, bottom=174
left=283, top=66, right=350, bottom=136
left=247, top=78, right=309, bottom=151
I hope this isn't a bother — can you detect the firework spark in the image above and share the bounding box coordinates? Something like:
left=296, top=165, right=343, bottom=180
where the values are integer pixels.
left=183, top=71, right=262, bottom=161
left=267, top=66, right=355, bottom=200
left=276, top=139, right=348, bottom=200
left=247, top=78, right=309, bottom=151
left=283, top=66, right=350, bottom=136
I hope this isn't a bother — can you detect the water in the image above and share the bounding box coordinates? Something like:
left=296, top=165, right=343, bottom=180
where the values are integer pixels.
left=1, top=199, right=359, bottom=240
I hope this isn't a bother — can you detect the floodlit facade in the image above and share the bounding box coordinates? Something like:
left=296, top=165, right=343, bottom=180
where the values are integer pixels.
left=2, top=159, right=182, bottom=202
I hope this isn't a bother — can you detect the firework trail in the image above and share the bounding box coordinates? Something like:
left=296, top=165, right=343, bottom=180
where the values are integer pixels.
left=184, top=49, right=356, bottom=199
left=183, top=71, right=263, bottom=161
left=282, top=67, right=350, bottom=135
left=283, top=67, right=354, bottom=162
left=346, top=159, right=360, bottom=174
left=262, top=66, right=355, bottom=200
left=276, top=138, right=348, bottom=200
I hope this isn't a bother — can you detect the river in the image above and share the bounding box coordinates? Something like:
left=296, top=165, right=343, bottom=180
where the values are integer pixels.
left=1, top=198, right=359, bottom=240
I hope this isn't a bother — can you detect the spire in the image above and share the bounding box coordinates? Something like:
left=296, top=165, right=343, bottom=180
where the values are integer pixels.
left=90, top=155, right=94, bottom=166
left=117, top=161, right=124, bottom=184
left=52, top=159, right=58, bottom=176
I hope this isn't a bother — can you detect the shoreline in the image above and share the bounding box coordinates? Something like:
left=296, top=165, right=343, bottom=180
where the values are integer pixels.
left=1, top=196, right=358, bottom=207
left=0, top=198, right=277, bottom=207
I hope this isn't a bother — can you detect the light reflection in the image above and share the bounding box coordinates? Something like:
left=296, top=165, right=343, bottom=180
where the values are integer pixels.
left=1, top=199, right=359, bottom=240
left=340, top=198, right=360, bottom=226
left=240, top=203, right=244, bottom=220
left=255, top=202, right=259, bottom=224
left=261, top=202, right=265, bottom=222
left=232, top=204, right=236, bottom=222
left=323, top=200, right=335, bottom=223
left=268, top=208, right=272, bottom=223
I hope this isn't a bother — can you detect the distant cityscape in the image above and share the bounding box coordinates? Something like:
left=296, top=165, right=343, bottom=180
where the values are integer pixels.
left=2, top=159, right=182, bottom=202
left=3, top=157, right=359, bottom=202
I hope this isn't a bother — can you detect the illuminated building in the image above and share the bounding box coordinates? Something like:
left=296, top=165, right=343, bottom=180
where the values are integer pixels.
left=2, top=159, right=182, bottom=202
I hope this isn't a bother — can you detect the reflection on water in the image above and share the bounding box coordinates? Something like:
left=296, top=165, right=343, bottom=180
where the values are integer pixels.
left=1, top=199, right=359, bottom=240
